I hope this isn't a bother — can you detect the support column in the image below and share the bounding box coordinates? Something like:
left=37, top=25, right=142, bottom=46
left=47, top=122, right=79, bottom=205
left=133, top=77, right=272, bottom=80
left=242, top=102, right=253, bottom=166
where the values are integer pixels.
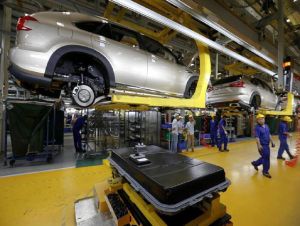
left=0, top=6, right=12, bottom=153
left=277, top=0, right=284, bottom=89
left=215, top=53, right=219, bottom=79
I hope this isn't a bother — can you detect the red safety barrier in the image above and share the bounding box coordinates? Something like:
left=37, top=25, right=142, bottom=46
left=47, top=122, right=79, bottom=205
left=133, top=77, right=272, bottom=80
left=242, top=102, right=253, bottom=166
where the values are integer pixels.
left=285, top=118, right=300, bottom=167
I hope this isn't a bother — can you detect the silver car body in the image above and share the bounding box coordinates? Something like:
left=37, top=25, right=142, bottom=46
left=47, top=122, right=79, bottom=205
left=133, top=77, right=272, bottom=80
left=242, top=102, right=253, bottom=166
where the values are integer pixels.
left=280, top=95, right=299, bottom=113
left=207, top=76, right=278, bottom=109
left=9, top=12, right=196, bottom=100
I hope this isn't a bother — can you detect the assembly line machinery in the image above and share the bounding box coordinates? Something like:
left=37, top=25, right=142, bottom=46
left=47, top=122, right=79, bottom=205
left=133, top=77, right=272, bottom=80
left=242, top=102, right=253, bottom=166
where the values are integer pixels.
left=73, top=0, right=297, bottom=225
left=96, top=0, right=295, bottom=116
left=75, top=145, right=232, bottom=226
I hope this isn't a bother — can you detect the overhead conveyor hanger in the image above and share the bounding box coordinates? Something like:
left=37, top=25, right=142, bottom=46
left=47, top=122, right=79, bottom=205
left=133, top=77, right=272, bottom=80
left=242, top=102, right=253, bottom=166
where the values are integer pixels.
left=106, top=0, right=294, bottom=114
left=110, top=41, right=210, bottom=109
left=258, top=93, right=294, bottom=116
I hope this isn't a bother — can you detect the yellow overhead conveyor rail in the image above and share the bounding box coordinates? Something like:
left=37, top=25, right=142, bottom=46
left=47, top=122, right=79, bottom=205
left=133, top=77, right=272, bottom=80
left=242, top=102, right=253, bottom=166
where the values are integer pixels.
left=95, top=103, right=150, bottom=111
left=110, top=42, right=210, bottom=109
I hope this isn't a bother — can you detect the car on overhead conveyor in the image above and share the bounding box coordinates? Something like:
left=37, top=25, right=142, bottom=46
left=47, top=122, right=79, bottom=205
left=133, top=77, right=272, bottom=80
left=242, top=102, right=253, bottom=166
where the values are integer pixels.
left=8, top=12, right=198, bottom=108
left=206, top=75, right=279, bottom=110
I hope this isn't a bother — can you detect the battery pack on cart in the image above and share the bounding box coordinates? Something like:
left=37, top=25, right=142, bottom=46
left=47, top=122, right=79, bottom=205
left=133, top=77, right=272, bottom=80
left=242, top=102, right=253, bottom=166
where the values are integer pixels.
left=110, top=145, right=228, bottom=205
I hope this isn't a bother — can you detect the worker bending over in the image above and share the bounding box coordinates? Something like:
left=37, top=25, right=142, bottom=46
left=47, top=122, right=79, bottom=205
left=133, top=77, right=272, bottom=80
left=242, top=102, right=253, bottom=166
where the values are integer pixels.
left=277, top=116, right=294, bottom=160
left=72, top=115, right=88, bottom=153
left=251, top=114, right=275, bottom=179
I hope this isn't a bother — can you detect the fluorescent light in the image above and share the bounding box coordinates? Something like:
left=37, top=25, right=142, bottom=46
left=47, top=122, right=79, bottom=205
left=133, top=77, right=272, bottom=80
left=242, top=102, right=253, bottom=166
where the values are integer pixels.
left=167, top=0, right=276, bottom=65
left=111, top=0, right=275, bottom=76
left=293, top=0, right=298, bottom=2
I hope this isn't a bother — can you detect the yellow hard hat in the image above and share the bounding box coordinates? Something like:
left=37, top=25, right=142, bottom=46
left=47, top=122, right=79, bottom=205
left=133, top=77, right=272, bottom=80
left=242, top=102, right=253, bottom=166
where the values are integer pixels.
left=256, top=114, right=265, bottom=119
left=282, top=116, right=292, bottom=122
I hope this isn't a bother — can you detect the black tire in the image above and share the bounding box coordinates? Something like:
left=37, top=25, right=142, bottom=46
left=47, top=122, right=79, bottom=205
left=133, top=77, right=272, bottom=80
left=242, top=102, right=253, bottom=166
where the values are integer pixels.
left=250, top=95, right=261, bottom=109
left=186, top=80, right=197, bottom=98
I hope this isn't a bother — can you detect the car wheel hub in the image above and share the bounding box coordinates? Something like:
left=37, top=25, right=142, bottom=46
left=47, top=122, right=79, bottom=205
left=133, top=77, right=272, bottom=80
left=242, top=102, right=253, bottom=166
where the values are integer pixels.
left=78, top=89, right=90, bottom=103
left=72, top=84, right=95, bottom=107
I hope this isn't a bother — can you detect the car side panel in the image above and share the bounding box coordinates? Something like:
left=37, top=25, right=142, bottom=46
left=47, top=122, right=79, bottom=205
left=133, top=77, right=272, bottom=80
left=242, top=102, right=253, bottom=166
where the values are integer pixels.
left=146, top=54, right=191, bottom=96
left=16, top=13, right=62, bottom=52
left=256, top=80, right=277, bottom=109
left=9, top=47, right=50, bottom=76
left=264, top=89, right=278, bottom=109
left=92, top=36, right=147, bottom=87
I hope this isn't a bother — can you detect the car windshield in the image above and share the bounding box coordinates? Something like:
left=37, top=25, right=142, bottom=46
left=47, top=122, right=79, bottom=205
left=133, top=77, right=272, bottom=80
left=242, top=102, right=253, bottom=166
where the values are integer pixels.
left=213, top=76, right=242, bottom=86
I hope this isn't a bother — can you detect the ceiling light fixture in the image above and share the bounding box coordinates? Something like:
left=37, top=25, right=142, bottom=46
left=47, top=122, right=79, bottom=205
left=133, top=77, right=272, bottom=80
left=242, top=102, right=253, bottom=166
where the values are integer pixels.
left=167, top=0, right=276, bottom=65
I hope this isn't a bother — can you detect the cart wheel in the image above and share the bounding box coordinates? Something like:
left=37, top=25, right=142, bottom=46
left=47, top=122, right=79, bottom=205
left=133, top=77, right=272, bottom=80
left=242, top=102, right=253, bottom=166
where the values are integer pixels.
left=9, top=159, right=15, bottom=167
left=46, top=155, right=53, bottom=163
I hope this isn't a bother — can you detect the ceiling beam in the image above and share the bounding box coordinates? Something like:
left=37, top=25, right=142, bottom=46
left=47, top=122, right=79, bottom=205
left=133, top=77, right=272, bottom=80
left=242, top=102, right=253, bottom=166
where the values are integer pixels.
left=193, top=0, right=300, bottom=75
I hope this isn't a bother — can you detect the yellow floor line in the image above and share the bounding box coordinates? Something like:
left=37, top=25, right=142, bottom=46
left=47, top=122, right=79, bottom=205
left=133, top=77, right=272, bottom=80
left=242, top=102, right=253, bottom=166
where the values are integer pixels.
left=0, top=166, right=75, bottom=178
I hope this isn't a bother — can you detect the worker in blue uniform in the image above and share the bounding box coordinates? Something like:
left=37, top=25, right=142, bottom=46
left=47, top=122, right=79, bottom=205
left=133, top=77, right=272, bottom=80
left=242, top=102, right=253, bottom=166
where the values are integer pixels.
left=218, top=114, right=229, bottom=152
left=277, top=116, right=294, bottom=160
left=72, top=115, right=88, bottom=153
left=251, top=114, right=275, bottom=179
left=210, top=114, right=218, bottom=147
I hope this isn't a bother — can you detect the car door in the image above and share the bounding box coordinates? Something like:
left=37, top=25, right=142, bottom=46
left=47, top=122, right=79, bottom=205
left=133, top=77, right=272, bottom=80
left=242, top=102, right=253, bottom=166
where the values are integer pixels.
left=258, top=79, right=277, bottom=109
left=140, top=35, right=190, bottom=96
left=91, top=23, right=148, bottom=88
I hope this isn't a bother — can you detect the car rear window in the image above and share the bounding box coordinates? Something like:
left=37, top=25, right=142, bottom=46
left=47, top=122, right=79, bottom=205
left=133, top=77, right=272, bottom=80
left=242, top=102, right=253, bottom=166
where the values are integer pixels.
left=140, top=35, right=178, bottom=63
left=75, top=21, right=112, bottom=37
left=213, top=76, right=242, bottom=86
left=110, top=25, right=140, bottom=47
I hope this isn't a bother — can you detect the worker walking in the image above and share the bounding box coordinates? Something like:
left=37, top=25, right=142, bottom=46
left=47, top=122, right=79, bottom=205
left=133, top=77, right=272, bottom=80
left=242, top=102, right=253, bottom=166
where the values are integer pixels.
left=186, top=115, right=196, bottom=152
left=218, top=114, right=229, bottom=152
left=210, top=114, right=218, bottom=147
left=72, top=115, right=88, bottom=153
left=171, top=114, right=180, bottom=153
left=251, top=114, right=275, bottom=179
left=277, top=116, right=295, bottom=160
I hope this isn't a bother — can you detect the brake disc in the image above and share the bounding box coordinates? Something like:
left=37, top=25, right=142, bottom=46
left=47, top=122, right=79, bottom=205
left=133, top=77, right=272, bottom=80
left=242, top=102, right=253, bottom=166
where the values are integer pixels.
left=72, top=84, right=95, bottom=107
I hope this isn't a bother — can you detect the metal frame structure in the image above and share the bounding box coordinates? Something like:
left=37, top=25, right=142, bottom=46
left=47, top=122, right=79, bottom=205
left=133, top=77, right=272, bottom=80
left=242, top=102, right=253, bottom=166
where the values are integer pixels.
left=110, top=0, right=275, bottom=76
left=0, top=0, right=295, bottom=117
left=106, top=0, right=294, bottom=115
